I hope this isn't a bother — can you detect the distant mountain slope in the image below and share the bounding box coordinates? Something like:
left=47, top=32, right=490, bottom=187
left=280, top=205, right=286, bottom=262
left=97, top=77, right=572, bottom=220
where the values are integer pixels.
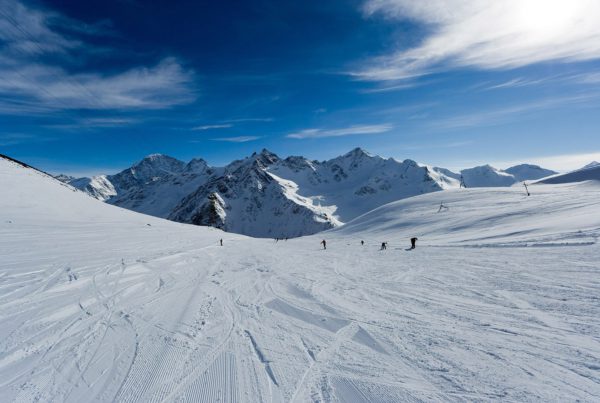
left=536, top=162, right=600, bottom=184
left=169, top=150, right=339, bottom=238
left=53, top=149, right=556, bottom=237
left=504, top=164, right=557, bottom=182
left=460, top=165, right=515, bottom=187
left=268, top=148, right=455, bottom=221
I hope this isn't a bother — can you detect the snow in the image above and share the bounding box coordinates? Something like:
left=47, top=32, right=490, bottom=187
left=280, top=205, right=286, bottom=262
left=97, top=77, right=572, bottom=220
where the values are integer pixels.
left=2, top=156, right=600, bottom=401
left=504, top=163, right=557, bottom=182
left=68, top=175, right=117, bottom=201
left=460, top=164, right=516, bottom=187
left=536, top=162, right=600, bottom=185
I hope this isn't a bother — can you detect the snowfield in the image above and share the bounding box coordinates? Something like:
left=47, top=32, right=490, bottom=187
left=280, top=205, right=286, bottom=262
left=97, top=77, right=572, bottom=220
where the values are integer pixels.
left=1, top=157, right=600, bottom=402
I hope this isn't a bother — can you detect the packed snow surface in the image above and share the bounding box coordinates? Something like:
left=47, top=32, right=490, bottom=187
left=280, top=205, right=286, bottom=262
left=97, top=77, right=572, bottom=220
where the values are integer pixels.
left=2, top=157, right=600, bottom=402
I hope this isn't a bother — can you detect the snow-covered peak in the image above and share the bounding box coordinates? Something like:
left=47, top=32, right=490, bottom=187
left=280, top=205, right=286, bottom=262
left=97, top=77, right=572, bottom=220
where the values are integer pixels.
left=54, top=174, right=75, bottom=183
left=132, top=154, right=186, bottom=175
left=327, top=147, right=383, bottom=173
left=581, top=161, right=600, bottom=170
left=400, top=158, right=419, bottom=168
left=69, top=175, right=116, bottom=201
left=184, top=158, right=209, bottom=173
left=461, top=164, right=515, bottom=187
left=280, top=155, right=318, bottom=173
left=253, top=148, right=280, bottom=166
left=505, top=164, right=557, bottom=182
left=342, top=147, right=372, bottom=159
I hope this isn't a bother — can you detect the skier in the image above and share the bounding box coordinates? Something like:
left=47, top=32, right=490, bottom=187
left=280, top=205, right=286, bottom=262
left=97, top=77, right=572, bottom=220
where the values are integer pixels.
left=361, top=240, right=364, bottom=246
left=410, top=237, right=418, bottom=249
left=220, top=239, right=223, bottom=246
left=321, top=239, right=327, bottom=250
left=380, top=242, right=387, bottom=250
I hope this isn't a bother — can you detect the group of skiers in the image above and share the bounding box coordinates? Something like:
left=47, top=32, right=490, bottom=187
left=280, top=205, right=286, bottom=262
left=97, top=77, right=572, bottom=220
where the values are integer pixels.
left=321, top=237, right=418, bottom=250
left=220, top=236, right=418, bottom=250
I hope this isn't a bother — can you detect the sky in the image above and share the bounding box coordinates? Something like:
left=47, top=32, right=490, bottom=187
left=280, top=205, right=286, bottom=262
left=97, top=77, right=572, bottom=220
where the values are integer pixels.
left=1, top=0, right=600, bottom=176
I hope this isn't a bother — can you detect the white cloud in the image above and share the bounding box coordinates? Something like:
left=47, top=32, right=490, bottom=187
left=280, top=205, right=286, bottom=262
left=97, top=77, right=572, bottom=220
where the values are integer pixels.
left=357, top=0, right=600, bottom=80
left=211, top=136, right=261, bottom=143
left=0, top=57, right=196, bottom=110
left=45, top=117, right=138, bottom=129
left=191, top=124, right=233, bottom=131
left=224, top=118, right=274, bottom=123
left=287, top=124, right=392, bottom=139
left=484, top=77, right=550, bottom=90
left=0, top=0, right=196, bottom=112
left=0, top=0, right=80, bottom=56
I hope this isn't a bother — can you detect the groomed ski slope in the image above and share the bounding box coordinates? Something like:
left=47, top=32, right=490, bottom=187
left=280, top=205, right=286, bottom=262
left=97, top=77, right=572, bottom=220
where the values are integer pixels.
left=1, top=157, right=600, bottom=402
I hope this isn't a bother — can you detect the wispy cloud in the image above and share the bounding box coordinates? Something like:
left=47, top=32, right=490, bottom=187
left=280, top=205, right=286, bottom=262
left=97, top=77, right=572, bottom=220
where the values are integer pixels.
left=484, top=77, right=550, bottom=90
left=574, top=71, right=600, bottom=84
left=211, top=136, right=261, bottom=143
left=287, top=124, right=393, bottom=139
left=191, top=124, right=233, bottom=131
left=356, top=0, right=600, bottom=81
left=79, top=117, right=137, bottom=127
left=0, top=0, right=196, bottom=113
left=223, top=118, right=274, bottom=123
left=44, top=117, right=138, bottom=130
left=0, top=132, right=55, bottom=146
left=429, top=93, right=600, bottom=130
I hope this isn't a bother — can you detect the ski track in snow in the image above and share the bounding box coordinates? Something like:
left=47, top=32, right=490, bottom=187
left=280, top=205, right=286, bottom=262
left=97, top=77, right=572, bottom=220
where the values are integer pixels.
left=2, top=158, right=600, bottom=401
left=3, top=239, right=599, bottom=402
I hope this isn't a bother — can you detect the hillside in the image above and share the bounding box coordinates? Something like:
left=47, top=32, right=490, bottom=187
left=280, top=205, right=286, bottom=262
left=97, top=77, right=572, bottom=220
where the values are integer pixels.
left=2, top=155, right=599, bottom=401
left=536, top=162, right=600, bottom=185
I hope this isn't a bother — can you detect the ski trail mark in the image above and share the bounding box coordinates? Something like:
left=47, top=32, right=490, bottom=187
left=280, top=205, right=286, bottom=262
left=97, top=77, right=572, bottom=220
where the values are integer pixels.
left=244, top=330, right=278, bottom=386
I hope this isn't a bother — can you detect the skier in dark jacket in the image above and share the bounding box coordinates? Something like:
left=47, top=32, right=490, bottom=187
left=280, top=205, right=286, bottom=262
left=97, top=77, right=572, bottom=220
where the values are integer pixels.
left=361, top=240, right=364, bottom=246
left=220, top=239, right=223, bottom=246
left=410, top=237, right=418, bottom=249
left=321, top=239, right=327, bottom=250
left=380, top=242, right=387, bottom=250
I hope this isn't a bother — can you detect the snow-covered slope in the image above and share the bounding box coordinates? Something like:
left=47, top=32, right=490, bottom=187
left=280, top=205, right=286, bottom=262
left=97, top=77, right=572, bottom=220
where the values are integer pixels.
left=169, top=150, right=339, bottom=238
left=536, top=162, right=600, bottom=184
left=68, top=175, right=116, bottom=201
left=460, top=164, right=517, bottom=187
left=504, top=163, right=557, bottom=182
left=2, top=155, right=600, bottom=401
left=268, top=148, right=456, bottom=222
left=61, top=150, right=556, bottom=237
left=337, top=182, right=600, bottom=245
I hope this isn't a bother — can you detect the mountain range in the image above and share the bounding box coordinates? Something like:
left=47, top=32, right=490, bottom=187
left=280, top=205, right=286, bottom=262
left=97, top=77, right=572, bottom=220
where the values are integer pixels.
left=57, top=148, right=558, bottom=237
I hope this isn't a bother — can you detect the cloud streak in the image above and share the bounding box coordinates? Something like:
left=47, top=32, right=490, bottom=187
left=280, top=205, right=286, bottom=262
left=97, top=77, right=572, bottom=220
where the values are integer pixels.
left=0, top=0, right=196, bottom=113
left=287, top=124, right=392, bottom=139
left=191, top=124, right=233, bottom=131
left=211, top=136, right=261, bottom=143
left=429, top=93, right=600, bottom=130
left=356, top=0, right=600, bottom=81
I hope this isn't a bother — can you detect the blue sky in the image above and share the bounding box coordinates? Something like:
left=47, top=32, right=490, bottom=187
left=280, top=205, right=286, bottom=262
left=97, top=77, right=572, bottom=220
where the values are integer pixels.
left=1, top=0, right=600, bottom=175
